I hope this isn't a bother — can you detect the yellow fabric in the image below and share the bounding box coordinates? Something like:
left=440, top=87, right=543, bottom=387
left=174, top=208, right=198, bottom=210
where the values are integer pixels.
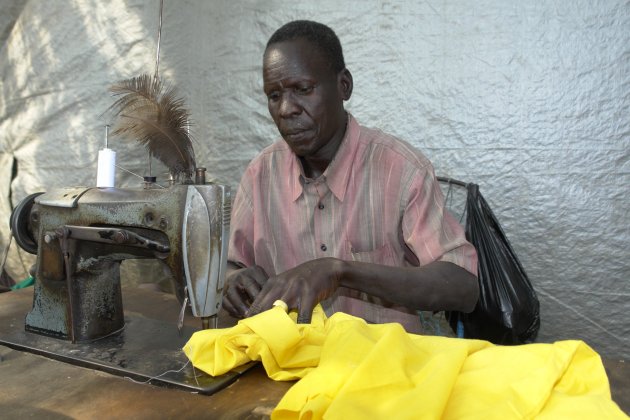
left=183, top=306, right=627, bottom=419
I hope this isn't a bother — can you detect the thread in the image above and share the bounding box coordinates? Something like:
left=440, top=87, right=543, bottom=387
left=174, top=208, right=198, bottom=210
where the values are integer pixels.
left=124, top=359, right=198, bottom=387
left=97, top=148, right=116, bottom=188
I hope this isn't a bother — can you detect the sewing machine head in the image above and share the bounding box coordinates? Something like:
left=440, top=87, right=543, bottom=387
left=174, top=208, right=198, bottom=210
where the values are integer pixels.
left=10, top=181, right=230, bottom=343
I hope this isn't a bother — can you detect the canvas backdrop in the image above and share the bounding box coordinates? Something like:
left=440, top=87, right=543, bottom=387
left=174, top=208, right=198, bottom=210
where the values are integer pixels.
left=1, top=0, right=628, bottom=359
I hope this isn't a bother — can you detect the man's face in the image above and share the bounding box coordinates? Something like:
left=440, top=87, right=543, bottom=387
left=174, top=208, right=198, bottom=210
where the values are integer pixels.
left=263, top=38, right=347, bottom=159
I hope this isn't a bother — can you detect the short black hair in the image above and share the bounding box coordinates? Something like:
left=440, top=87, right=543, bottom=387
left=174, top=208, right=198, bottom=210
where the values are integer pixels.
left=266, top=20, right=346, bottom=73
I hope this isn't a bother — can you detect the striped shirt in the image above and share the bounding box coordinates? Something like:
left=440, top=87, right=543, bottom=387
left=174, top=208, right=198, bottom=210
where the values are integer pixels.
left=229, top=114, right=477, bottom=332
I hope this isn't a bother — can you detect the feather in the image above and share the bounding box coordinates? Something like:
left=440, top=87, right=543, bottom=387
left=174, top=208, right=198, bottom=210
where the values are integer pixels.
left=108, top=74, right=196, bottom=181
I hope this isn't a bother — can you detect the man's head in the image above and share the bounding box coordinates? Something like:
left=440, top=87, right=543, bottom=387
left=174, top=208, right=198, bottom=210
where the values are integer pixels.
left=263, top=21, right=353, bottom=169
left=266, top=20, right=346, bottom=74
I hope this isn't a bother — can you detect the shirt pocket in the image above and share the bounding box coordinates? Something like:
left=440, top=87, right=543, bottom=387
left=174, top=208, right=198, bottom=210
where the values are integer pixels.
left=342, top=241, right=398, bottom=267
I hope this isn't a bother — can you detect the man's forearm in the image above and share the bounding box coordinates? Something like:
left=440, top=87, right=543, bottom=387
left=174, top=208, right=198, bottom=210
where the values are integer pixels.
left=337, top=260, right=479, bottom=313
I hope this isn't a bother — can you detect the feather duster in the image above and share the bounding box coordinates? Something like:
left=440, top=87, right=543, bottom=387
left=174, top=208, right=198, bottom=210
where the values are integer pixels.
left=108, top=74, right=196, bottom=181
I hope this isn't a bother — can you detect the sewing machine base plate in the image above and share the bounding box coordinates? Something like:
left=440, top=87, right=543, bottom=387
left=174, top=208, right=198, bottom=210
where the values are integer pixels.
left=0, top=310, right=252, bottom=394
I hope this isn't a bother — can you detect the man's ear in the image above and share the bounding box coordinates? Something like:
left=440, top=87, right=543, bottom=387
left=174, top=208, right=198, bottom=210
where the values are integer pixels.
left=338, top=68, right=353, bottom=101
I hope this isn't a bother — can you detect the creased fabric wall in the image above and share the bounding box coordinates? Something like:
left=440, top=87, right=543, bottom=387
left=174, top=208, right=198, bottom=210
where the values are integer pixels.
left=1, top=0, right=628, bottom=359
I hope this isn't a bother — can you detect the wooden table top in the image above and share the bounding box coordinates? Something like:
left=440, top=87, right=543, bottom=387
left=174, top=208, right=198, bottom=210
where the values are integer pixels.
left=0, top=287, right=293, bottom=419
left=1, top=287, right=627, bottom=418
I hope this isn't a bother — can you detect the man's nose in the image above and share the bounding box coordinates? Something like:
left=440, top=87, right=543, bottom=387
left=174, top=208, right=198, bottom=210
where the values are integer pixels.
left=278, top=93, right=300, bottom=117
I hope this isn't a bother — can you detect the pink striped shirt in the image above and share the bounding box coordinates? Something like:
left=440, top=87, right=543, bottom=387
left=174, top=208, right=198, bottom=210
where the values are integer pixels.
left=229, top=114, right=477, bottom=333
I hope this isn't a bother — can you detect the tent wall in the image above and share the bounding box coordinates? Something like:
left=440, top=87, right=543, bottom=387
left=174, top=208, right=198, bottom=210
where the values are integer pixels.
left=1, top=0, right=628, bottom=358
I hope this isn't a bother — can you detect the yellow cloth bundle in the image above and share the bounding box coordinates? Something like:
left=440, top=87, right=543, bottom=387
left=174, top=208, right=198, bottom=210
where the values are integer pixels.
left=183, top=306, right=626, bottom=419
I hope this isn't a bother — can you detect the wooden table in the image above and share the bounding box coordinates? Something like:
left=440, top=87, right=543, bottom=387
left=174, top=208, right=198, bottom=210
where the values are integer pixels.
left=1, top=288, right=628, bottom=418
left=0, top=287, right=293, bottom=419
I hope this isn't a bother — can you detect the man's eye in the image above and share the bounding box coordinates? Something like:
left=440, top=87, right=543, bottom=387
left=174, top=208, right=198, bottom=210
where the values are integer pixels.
left=296, top=85, right=313, bottom=95
left=267, top=92, right=280, bottom=102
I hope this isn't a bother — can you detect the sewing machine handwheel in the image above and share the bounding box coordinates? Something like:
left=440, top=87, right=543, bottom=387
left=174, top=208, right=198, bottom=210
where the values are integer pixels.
left=10, top=192, right=44, bottom=255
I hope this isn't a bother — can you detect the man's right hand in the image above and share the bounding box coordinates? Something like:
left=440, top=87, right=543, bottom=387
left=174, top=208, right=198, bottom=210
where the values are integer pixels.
left=222, top=265, right=268, bottom=318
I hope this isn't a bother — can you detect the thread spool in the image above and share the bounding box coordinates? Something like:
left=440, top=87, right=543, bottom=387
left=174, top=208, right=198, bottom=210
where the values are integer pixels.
left=143, top=176, right=157, bottom=189
left=195, top=167, right=207, bottom=185
left=97, top=148, right=116, bottom=188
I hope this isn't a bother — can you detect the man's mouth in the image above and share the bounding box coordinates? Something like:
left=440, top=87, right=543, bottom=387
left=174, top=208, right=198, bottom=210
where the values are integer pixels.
left=283, top=128, right=311, bottom=142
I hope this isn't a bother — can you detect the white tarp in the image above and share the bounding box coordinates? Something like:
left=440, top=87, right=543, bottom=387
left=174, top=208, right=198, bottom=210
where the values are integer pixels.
left=1, top=0, right=628, bottom=359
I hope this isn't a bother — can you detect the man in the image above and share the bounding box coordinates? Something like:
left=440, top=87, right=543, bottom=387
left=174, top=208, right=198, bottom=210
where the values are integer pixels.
left=223, top=20, right=478, bottom=332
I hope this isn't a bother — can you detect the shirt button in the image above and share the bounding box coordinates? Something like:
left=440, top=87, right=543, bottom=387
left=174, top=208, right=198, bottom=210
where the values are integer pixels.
left=318, top=203, right=325, bottom=210
left=320, top=244, right=327, bottom=251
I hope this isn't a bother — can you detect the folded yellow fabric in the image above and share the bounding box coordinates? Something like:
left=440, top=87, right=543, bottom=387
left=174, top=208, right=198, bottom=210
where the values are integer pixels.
left=183, top=306, right=627, bottom=419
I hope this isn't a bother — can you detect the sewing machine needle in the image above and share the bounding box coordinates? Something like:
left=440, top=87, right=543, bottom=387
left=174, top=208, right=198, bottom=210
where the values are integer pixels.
left=178, top=293, right=188, bottom=335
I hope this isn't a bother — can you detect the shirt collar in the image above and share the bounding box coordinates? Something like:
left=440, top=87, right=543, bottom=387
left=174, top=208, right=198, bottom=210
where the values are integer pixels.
left=289, top=113, right=361, bottom=202
left=325, top=114, right=360, bottom=202
left=289, top=157, right=303, bottom=201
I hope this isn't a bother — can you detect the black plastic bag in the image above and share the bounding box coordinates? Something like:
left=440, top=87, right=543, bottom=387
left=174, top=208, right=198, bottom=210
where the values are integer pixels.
left=446, top=183, right=540, bottom=345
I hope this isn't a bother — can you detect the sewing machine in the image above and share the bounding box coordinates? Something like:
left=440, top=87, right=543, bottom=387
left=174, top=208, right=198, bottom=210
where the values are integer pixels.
left=4, top=177, right=244, bottom=393
left=1, top=43, right=243, bottom=388
left=10, top=177, right=230, bottom=343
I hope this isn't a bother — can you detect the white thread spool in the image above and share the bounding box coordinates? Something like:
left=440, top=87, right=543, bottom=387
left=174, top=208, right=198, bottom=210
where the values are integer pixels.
left=97, top=148, right=116, bottom=188
left=97, top=125, right=116, bottom=188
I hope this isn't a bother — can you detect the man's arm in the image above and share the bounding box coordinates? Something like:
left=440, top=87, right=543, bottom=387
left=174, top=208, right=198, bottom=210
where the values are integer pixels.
left=341, top=260, right=478, bottom=311
left=247, top=258, right=479, bottom=323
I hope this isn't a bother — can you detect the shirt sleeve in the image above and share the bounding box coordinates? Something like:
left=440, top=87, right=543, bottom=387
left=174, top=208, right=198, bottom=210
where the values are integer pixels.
left=401, top=165, right=478, bottom=276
